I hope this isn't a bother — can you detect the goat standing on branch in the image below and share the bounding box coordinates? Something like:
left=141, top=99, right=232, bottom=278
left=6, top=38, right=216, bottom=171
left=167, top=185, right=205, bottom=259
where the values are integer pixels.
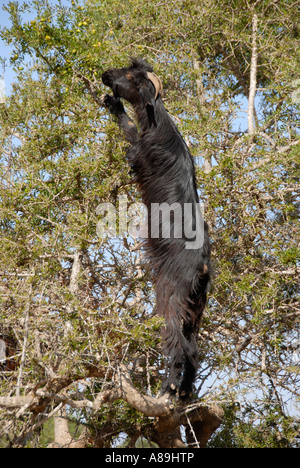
left=101, top=58, right=211, bottom=399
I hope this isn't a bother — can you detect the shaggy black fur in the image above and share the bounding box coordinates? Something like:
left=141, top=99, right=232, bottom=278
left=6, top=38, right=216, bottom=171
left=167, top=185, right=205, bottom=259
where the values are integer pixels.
left=102, top=58, right=211, bottom=399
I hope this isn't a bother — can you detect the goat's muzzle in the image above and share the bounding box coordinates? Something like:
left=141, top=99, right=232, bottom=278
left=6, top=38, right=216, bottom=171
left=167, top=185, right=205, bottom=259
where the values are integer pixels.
left=102, top=70, right=113, bottom=87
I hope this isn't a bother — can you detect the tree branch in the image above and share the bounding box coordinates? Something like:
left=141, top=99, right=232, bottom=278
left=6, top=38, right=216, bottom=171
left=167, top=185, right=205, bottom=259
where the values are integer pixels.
left=76, top=71, right=104, bottom=107
left=248, top=13, right=258, bottom=135
left=118, top=364, right=172, bottom=417
left=16, top=279, right=33, bottom=396
left=0, top=362, right=224, bottom=448
left=0, top=395, right=38, bottom=409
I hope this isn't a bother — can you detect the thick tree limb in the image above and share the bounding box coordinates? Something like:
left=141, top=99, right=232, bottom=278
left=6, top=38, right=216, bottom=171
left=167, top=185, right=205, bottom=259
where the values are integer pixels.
left=0, top=395, right=38, bottom=409
left=118, top=364, right=172, bottom=417
left=0, top=362, right=224, bottom=448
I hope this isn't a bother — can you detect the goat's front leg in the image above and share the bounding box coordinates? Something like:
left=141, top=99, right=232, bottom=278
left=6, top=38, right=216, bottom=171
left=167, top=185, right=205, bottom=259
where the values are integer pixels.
left=101, top=94, right=139, bottom=145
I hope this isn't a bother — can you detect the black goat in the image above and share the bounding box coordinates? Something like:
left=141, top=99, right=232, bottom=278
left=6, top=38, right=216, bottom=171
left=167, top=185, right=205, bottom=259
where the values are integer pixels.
left=102, top=58, right=211, bottom=399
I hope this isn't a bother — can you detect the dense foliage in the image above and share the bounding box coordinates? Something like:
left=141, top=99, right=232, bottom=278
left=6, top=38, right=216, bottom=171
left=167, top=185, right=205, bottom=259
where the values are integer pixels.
left=0, top=0, right=299, bottom=447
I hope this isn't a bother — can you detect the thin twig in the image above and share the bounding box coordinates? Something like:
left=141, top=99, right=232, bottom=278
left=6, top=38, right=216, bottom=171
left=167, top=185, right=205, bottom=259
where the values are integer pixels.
left=16, top=278, right=33, bottom=396
left=248, top=13, right=258, bottom=135
left=186, top=415, right=200, bottom=448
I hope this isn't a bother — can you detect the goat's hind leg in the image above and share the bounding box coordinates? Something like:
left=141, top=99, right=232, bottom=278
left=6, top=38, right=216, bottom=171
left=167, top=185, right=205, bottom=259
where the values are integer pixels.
left=162, top=349, right=197, bottom=401
left=179, top=354, right=197, bottom=400
left=101, top=94, right=139, bottom=145
left=161, top=350, right=196, bottom=400
left=161, top=361, right=184, bottom=399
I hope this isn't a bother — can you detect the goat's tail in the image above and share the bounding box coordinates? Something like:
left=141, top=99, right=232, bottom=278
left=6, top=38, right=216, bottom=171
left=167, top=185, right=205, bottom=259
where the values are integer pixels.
left=156, top=280, right=207, bottom=399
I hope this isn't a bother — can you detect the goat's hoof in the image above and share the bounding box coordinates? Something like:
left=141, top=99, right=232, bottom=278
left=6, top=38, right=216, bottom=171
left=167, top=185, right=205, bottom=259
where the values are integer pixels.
left=159, top=381, right=178, bottom=400
left=101, top=94, right=125, bottom=115
left=179, top=390, right=190, bottom=402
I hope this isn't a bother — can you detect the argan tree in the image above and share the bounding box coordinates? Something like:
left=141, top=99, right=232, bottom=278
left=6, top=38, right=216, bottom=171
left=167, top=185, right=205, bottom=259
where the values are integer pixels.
left=0, top=0, right=299, bottom=448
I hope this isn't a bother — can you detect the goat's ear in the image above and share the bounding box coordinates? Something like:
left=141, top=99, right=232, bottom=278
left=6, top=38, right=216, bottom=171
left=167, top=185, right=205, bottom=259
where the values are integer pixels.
left=139, top=84, right=156, bottom=108
left=139, top=85, right=157, bottom=126
left=146, top=102, right=156, bottom=126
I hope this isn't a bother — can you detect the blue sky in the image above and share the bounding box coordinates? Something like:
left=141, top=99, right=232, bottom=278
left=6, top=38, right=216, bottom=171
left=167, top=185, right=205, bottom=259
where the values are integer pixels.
left=0, top=0, right=74, bottom=95
left=0, top=0, right=36, bottom=94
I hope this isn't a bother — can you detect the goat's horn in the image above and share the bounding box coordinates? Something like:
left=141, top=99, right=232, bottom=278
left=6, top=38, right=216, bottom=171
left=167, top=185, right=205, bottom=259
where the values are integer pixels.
left=146, top=72, right=163, bottom=99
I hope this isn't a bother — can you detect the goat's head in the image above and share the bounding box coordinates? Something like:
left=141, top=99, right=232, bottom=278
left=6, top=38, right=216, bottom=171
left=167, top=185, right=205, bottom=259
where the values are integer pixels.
left=102, top=58, right=163, bottom=108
